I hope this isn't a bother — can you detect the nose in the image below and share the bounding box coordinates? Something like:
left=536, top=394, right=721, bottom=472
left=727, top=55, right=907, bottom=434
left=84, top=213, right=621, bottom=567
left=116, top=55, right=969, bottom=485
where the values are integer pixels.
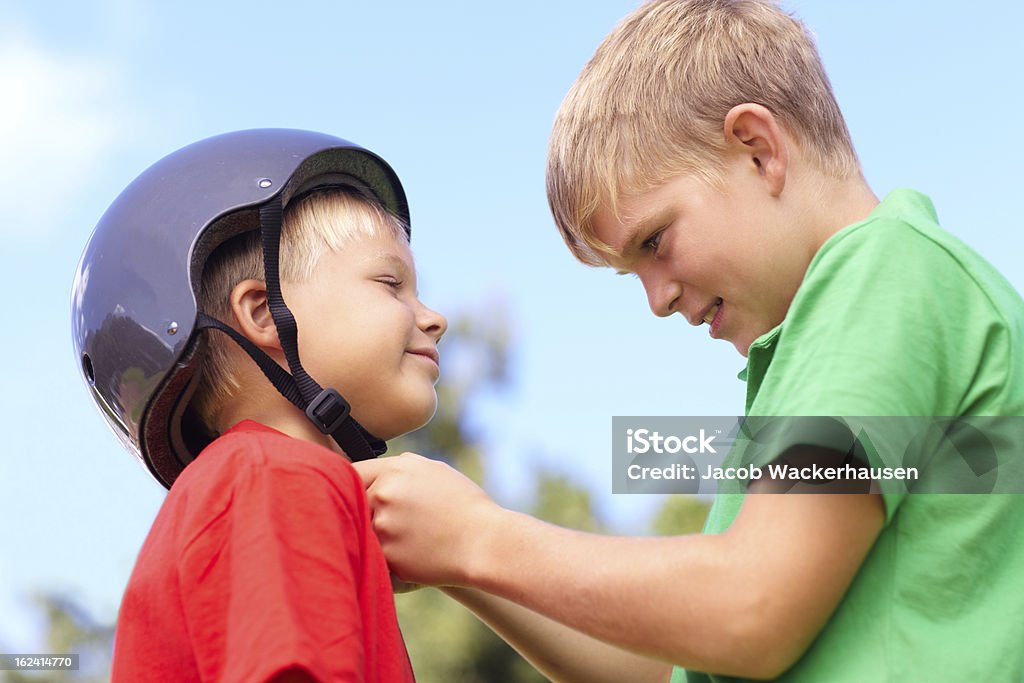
left=638, top=270, right=681, bottom=318
left=418, top=301, right=448, bottom=343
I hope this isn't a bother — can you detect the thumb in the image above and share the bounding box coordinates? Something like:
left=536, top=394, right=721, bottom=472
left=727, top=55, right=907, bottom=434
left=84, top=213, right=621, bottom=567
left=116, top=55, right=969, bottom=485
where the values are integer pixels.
left=351, top=457, right=389, bottom=488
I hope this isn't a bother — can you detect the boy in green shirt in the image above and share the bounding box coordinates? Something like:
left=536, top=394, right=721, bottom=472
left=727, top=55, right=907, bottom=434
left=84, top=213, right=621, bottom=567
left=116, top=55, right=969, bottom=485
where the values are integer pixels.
left=356, top=1, right=1024, bottom=680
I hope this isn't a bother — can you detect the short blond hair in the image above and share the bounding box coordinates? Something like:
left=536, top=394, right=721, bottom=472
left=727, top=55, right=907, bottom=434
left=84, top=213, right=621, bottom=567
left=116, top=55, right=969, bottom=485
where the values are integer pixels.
left=547, top=0, right=860, bottom=266
left=192, top=189, right=408, bottom=432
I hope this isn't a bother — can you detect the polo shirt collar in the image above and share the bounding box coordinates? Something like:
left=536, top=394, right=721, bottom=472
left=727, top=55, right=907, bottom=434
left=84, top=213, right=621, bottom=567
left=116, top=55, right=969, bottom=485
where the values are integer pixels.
left=739, top=324, right=782, bottom=413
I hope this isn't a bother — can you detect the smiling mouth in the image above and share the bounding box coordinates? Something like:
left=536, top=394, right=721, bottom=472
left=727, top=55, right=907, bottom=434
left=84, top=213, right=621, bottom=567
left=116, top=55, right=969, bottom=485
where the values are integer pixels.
left=703, top=298, right=725, bottom=338
left=408, top=349, right=440, bottom=367
left=703, top=298, right=723, bottom=325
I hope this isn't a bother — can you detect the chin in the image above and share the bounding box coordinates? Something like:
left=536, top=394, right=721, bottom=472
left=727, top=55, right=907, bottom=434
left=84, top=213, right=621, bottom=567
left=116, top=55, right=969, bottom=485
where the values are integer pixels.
left=358, top=393, right=438, bottom=441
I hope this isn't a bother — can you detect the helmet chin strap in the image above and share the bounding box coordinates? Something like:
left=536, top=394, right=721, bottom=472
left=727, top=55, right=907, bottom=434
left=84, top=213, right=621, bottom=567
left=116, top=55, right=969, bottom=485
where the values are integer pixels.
left=196, top=195, right=386, bottom=461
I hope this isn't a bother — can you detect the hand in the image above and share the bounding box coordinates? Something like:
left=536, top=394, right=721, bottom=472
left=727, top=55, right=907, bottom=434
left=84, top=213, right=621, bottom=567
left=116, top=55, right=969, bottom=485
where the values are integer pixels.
left=353, top=453, right=501, bottom=587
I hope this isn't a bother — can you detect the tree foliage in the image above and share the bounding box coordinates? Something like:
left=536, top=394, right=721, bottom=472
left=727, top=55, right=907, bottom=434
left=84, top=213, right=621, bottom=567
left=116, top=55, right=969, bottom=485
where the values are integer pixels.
left=3, top=593, right=113, bottom=683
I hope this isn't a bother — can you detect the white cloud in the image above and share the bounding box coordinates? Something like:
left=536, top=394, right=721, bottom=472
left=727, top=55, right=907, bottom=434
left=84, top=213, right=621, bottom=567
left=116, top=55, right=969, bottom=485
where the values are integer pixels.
left=0, top=32, right=124, bottom=242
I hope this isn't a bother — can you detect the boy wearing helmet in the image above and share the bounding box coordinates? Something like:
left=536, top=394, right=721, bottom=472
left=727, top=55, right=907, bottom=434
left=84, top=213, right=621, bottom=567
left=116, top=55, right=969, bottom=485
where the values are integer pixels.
left=72, top=129, right=445, bottom=682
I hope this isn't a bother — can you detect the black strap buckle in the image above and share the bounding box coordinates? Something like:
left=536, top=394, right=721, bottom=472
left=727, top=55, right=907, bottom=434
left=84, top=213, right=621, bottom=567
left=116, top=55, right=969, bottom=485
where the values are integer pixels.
left=305, top=388, right=351, bottom=434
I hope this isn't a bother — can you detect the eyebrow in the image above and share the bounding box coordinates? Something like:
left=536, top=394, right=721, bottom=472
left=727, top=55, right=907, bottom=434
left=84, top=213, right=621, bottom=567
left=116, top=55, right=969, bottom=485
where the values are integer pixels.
left=366, top=251, right=413, bottom=273
left=609, top=210, right=667, bottom=273
left=618, top=225, right=645, bottom=257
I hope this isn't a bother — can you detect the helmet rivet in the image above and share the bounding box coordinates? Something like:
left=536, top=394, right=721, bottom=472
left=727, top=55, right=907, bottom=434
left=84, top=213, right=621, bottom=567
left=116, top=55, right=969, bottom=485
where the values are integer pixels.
left=82, top=354, right=95, bottom=385
left=258, top=178, right=273, bottom=188
left=167, top=322, right=179, bottom=335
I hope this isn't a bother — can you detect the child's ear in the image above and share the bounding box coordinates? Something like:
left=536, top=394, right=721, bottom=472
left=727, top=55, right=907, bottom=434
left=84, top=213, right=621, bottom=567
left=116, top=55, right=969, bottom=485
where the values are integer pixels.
left=229, top=279, right=281, bottom=350
left=723, top=103, right=788, bottom=197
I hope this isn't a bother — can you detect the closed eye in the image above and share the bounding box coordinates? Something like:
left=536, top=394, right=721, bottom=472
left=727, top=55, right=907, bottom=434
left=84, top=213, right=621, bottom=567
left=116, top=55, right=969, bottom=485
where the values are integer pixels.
left=377, top=276, right=404, bottom=289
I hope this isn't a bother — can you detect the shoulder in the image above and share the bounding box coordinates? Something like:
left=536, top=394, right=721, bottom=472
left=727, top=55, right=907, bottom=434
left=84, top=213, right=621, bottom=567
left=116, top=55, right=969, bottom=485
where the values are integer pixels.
left=810, top=196, right=1020, bottom=318
left=804, top=194, right=1024, bottom=357
left=815, top=212, right=971, bottom=286
left=790, top=199, right=1024, bottom=346
left=764, top=194, right=1024, bottom=415
left=171, top=424, right=367, bottom=519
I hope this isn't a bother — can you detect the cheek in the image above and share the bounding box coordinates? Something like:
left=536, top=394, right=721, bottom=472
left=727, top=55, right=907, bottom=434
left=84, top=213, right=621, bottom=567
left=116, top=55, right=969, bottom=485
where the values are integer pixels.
left=349, top=303, right=416, bottom=361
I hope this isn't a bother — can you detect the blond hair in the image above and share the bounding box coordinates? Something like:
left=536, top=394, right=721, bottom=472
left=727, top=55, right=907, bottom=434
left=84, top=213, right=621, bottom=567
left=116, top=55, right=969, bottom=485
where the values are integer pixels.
left=547, top=0, right=860, bottom=266
left=192, top=189, right=408, bottom=432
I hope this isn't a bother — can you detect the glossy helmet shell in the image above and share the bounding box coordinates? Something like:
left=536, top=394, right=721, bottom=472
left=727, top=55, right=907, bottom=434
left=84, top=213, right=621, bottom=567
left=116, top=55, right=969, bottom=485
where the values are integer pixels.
left=71, top=129, right=410, bottom=488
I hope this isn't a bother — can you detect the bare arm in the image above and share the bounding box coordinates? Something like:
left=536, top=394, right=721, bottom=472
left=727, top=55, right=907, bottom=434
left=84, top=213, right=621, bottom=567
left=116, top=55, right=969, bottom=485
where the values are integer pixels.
left=442, top=586, right=673, bottom=683
left=358, top=454, right=884, bottom=679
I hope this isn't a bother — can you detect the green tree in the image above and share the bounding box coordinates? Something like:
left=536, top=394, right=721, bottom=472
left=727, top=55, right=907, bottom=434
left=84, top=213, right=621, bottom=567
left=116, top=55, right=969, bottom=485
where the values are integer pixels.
left=650, top=495, right=710, bottom=537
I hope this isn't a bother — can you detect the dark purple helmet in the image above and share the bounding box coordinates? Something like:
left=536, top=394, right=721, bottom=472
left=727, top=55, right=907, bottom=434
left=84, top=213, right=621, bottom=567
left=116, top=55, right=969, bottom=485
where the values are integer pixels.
left=71, top=128, right=410, bottom=488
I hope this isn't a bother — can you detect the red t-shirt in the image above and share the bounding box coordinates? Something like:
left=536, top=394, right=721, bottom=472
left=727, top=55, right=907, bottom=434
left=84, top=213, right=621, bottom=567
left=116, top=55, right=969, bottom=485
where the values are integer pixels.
left=112, top=420, right=415, bottom=683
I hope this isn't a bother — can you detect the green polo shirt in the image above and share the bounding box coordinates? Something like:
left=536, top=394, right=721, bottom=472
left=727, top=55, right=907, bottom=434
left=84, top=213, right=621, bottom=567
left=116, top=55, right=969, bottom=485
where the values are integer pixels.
left=673, top=189, right=1024, bottom=682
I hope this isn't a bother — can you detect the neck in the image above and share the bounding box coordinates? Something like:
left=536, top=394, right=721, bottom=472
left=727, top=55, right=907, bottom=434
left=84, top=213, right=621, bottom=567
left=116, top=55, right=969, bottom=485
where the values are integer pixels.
left=801, top=171, right=879, bottom=253
left=217, top=383, right=349, bottom=459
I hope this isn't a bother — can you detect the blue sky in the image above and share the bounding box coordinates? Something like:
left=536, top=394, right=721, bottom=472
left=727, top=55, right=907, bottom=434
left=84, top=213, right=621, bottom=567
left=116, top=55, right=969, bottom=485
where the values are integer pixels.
left=1, top=0, right=1022, bottom=650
